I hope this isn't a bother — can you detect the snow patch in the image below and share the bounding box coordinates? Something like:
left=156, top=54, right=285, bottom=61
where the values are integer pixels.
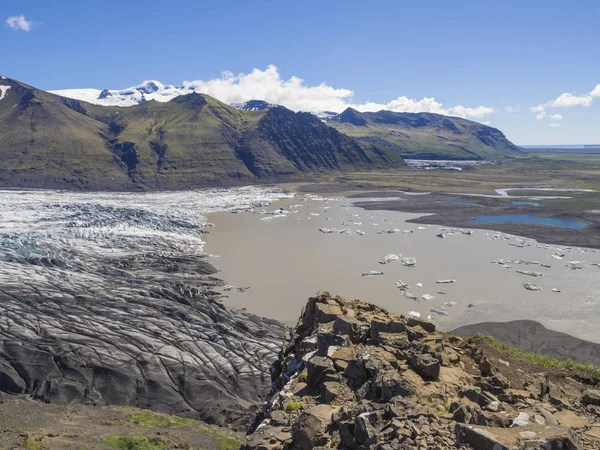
left=0, top=85, right=11, bottom=101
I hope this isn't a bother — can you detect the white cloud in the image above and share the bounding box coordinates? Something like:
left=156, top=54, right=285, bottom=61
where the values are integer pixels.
left=5, top=15, right=36, bottom=31
left=181, top=65, right=495, bottom=120
left=551, top=92, right=592, bottom=108
left=550, top=114, right=563, bottom=120
left=483, top=121, right=491, bottom=125
left=536, top=112, right=546, bottom=120
left=549, top=123, right=560, bottom=128
left=531, top=83, right=600, bottom=116
left=506, top=106, right=521, bottom=113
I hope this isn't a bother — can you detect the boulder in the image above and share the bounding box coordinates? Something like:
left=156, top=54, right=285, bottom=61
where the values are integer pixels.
left=314, top=302, right=343, bottom=324
left=354, top=412, right=379, bottom=446
left=581, top=389, right=600, bottom=406
left=369, top=318, right=407, bottom=339
left=321, top=381, right=341, bottom=404
left=455, top=423, right=582, bottom=450
left=409, top=353, right=440, bottom=380
left=306, top=356, right=336, bottom=388
left=292, top=405, right=338, bottom=450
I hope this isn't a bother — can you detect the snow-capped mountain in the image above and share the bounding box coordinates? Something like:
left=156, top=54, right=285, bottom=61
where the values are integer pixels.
left=50, top=80, right=193, bottom=107
left=230, top=100, right=276, bottom=111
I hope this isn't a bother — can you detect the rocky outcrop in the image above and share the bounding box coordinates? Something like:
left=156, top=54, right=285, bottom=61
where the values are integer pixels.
left=242, top=293, right=600, bottom=449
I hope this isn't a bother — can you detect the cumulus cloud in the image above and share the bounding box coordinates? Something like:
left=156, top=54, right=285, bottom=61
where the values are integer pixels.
left=5, top=15, right=36, bottom=31
left=550, top=114, right=563, bottom=120
left=549, top=123, right=560, bottom=128
left=536, top=112, right=546, bottom=120
left=183, top=65, right=495, bottom=120
left=506, top=106, right=521, bottom=113
left=531, top=82, right=600, bottom=115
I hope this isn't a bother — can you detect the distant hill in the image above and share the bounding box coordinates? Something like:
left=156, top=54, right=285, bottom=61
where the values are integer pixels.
left=325, top=108, right=523, bottom=160
left=0, top=77, right=402, bottom=190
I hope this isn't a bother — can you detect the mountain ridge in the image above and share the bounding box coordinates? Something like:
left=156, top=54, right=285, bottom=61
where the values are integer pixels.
left=0, top=76, right=402, bottom=190
left=325, top=107, right=523, bottom=160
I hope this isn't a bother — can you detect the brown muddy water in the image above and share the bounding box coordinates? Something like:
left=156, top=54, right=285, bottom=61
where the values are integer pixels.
left=204, top=194, right=600, bottom=343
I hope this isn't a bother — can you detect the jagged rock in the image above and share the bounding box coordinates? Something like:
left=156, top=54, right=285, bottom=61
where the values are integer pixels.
left=243, top=293, right=594, bottom=449
left=321, top=382, right=341, bottom=404
left=354, top=412, right=379, bottom=446
left=409, top=353, right=440, bottom=380
left=306, top=356, right=336, bottom=388
left=456, top=423, right=582, bottom=449
left=581, top=389, right=600, bottom=406
left=406, top=317, right=436, bottom=333
left=292, top=405, right=338, bottom=450
left=333, top=315, right=365, bottom=342
left=317, top=332, right=347, bottom=357
left=314, top=302, right=343, bottom=324
left=369, top=318, right=407, bottom=339
left=459, top=386, right=499, bottom=407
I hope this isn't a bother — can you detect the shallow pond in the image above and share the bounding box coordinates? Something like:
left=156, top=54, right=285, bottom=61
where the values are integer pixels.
left=469, top=214, right=587, bottom=229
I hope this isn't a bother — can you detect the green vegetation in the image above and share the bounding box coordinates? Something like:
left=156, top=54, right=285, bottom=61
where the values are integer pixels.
left=285, top=398, right=302, bottom=412
left=475, top=335, right=600, bottom=379
left=126, top=410, right=240, bottom=450
left=24, top=438, right=47, bottom=450
left=326, top=108, right=522, bottom=160
left=104, top=435, right=166, bottom=450
left=0, top=77, right=402, bottom=190
left=298, top=370, right=308, bottom=382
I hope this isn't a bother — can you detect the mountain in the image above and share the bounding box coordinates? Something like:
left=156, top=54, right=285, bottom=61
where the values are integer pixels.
left=50, top=80, right=189, bottom=107
left=325, top=107, right=523, bottom=160
left=0, top=77, right=402, bottom=190
left=231, top=100, right=276, bottom=111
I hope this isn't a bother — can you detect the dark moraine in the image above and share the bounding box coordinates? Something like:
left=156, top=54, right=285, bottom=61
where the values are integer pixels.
left=452, top=320, right=600, bottom=366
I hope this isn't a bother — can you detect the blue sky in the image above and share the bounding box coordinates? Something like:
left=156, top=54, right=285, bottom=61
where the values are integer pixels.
left=2, top=0, right=600, bottom=145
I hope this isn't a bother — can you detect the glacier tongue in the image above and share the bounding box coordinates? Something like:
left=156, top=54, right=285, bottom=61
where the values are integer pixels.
left=0, top=186, right=292, bottom=428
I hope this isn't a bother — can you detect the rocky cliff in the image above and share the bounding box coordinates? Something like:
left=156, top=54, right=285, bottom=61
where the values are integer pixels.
left=243, top=293, right=600, bottom=449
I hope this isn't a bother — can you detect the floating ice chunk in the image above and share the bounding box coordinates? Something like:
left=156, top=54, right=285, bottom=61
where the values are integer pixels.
left=416, top=282, right=423, bottom=288
left=395, top=280, right=409, bottom=290
left=437, top=233, right=446, bottom=238
left=319, top=228, right=336, bottom=233
left=406, top=311, right=421, bottom=318
left=421, top=294, right=434, bottom=301
left=516, top=270, right=544, bottom=277
left=418, top=227, right=426, bottom=230
left=404, top=292, right=418, bottom=300
left=362, top=271, right=384, bottom=277
left=379, top=254, right=400, bottom=264
left=437, top=291, right=447, bottom=295
left=552, top=288, right=562, bottom=293
left=445, top=301, right=457, bottom=307
left=523, top=283, right=542, bottom=291
left=400, top=257, right=417, bottom=267
left=436, top=279, right=456, bottom=284
left=223, top=285, right=235, bottom=292
left=430, top=306, right=447, bottom=316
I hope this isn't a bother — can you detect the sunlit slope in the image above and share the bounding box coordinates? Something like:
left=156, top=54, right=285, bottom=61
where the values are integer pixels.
left=326, top=108, right=523, bottom=160
left=0, top=77, right=403, bottom=190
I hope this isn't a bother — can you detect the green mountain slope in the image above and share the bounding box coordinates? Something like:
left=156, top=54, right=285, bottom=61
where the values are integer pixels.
left=325, top=108, right=523, bottom=160
left=0, top=78, right=403, bottom=190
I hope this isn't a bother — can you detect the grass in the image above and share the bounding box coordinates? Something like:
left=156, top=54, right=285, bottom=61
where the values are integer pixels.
left=474, top=334, right=600, bottom=380
left=103, top=435, right=166, bottom=450
left=126, top=410, right=240, bottom=450
left=297, top=370, right=307, bottom=382
left=285, top=399, right=302, bottom=412
left=24, top=438, right=47, bottom=450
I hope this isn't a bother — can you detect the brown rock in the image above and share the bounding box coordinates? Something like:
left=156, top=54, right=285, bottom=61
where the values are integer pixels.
left=554, top=410, right=590, bottom=428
